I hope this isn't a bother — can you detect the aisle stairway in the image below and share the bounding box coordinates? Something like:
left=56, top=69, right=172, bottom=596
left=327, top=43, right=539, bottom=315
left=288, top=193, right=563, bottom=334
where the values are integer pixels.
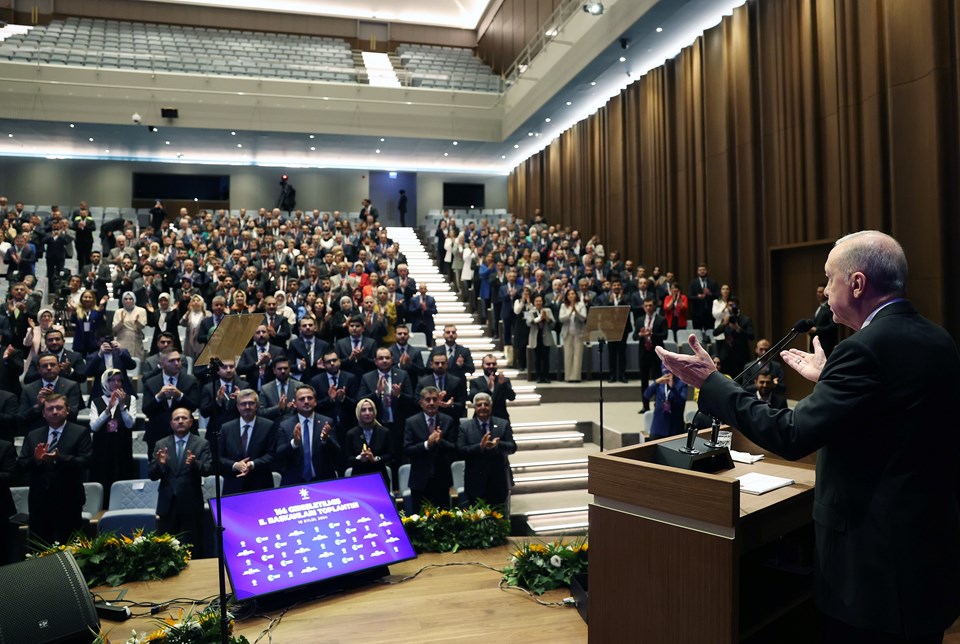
left=394, top=226, right=591, bottom=535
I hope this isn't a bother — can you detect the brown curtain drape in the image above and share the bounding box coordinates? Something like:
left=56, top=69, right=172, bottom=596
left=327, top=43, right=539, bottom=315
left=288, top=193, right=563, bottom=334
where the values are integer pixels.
left=508, top=0, right=960, bottom=339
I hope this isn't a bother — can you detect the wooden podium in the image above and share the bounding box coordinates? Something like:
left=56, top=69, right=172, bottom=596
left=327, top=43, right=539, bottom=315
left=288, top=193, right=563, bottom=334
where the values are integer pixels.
left=588, top=429, right=817, bottom=643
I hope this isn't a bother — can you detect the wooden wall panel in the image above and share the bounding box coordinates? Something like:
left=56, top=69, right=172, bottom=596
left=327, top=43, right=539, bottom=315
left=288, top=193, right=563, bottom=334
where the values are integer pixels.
left=507, top=0, right=960, bottom=339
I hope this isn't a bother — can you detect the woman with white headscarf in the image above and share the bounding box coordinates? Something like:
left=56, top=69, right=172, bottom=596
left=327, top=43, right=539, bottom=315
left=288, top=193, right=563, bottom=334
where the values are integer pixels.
left=23, top=307, right=65, bottom=364
left=179, top=293, right=209, bottom=361
left=112, top=291, right=147, bottom=361
left=275, top=290, right=297, bottom=326
left=145, top=291, right=183, bottom=355
left=89, top=368, right=137, bottom=504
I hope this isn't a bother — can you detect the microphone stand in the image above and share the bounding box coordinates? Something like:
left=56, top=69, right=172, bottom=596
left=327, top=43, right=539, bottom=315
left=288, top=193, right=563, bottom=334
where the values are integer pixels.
left=596, top=337, right=606, bottom=452
left=204, top=357, right=230, bottom=644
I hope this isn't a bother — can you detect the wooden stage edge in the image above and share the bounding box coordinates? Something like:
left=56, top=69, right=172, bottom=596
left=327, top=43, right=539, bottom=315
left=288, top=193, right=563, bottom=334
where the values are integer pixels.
left=94, top=544, right=588, bottom=643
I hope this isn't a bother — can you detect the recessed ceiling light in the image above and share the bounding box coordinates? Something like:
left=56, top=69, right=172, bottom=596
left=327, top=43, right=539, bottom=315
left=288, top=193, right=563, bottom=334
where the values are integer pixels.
left=165, top=141, right=171, bottom=145
left=380, top=138, right=385, bottom=142
left=88, top=137, right=94, bottom=142
left=566, top=101, right=572, bottom=106
left=405, top=101, right=412, bottom=105
left=309, top=134, right=315, bottom=139
left=590, top=81, right=597, bottom=86
left=323, top=97, right=329, bottom=101
left=69, top=124, right=75, bottom=128
left=514, top=144, right=520, bottom=149
left=545, top=28, right=558, bottom=38
left=545, top=117, right=551, bottom=123
left=230, top=131, right=236, bottom=136
left=452, top=141, right=458, bottom=146
left=656, top=26, right=663, bottom=33
left=310, top=146, right=316, bottom=151
left=528, top=132, right=534, bottom=137
left=104, top=149, right=110, bottom=153
left=443, top=152, right=449, bottom=157
left=237, top=143, right=242, bottom=148
left=501, top=155, right=506, bottom=159
left=376, top=149, right=381, bottom=154
left=619, top=56, right=626, bottom=62
left=6, top=134, right=12, bottom=138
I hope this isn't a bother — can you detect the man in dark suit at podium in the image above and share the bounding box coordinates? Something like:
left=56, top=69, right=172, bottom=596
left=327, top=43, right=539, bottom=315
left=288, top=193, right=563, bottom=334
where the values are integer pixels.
left=219, top=389, right=276, bottom=495
left=657, top=231, right=960, bottom=643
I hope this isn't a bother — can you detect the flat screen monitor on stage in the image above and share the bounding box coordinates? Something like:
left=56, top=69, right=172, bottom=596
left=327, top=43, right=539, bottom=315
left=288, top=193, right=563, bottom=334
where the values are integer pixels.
left=210, top=474, right=417, bottom=602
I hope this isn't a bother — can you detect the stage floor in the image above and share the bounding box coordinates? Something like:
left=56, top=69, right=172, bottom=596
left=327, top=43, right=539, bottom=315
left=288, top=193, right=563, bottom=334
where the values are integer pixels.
left=95, top=545, right=588, bottom=643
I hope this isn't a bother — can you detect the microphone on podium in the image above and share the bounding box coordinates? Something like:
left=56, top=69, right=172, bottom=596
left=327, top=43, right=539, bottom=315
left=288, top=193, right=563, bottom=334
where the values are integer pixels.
left=700, top=319, right=813, bottom=448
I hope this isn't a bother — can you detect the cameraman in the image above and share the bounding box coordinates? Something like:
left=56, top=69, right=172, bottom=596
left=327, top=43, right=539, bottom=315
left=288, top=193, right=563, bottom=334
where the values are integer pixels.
left=713, top=296, right=755, bottom=376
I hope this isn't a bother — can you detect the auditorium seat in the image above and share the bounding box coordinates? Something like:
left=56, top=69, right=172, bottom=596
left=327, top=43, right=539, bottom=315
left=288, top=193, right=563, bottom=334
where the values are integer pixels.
left=98, top=509, right=157, bottom=537
left=108, top=478, right=159, bottom=510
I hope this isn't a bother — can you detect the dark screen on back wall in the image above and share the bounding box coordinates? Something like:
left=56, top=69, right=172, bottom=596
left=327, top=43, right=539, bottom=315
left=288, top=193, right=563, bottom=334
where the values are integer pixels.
left=133, top=173, right=230, bottom=201
left=443, top=182, right=484, bottom=208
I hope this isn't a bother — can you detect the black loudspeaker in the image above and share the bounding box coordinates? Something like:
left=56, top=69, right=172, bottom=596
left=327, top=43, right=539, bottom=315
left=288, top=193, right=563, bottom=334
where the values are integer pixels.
left=160, top=107, right=179, bottom=119
left=0, top=551, right=99, bottom=643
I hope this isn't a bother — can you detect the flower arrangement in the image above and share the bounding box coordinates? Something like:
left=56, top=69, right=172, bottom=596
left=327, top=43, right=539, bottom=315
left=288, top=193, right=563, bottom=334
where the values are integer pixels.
left=99, top=605, right=249, bottom=644
left=32, top=530, right=191, bottom=587
left=400, top=501, right=510, bottom=552
left=501, top=538, right=588, bottom=595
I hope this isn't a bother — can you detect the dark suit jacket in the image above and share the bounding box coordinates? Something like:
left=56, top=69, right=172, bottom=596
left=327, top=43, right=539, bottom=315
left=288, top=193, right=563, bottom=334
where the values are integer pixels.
left=356, top=367, right=415, bottom=426
left=434, top=344, right=475, bottom=380
left=23, top=349, right=86, bottom=385
left=390, top=343, right=427, bottom=380
left=344, top=424, right=391, bottom=479
left=310, top=370, right=359, bottom=432
left=199, top=378, right=250, bottom=436
left=263, top=314, right=292, bottom=348
left=403, top=412, right=458, bottom=491
left=334, top=336, right=377, bottom=376
left=19, top=378, right=83, bottom=433
left=456, top=416, right=516, bottom=506
left=275, top=413, right=340, bottom=485
left=141, top=372, right=202, bottom=446
left=287, top=336, right=329, bottom=382
left=407, top=295, right=437, bottom=337
left=19, top=422, right=92, bottom=515
left=416, top=373, right=468, bottom=420
left=698, top=301, right=960, bottom=637
left=219, top=416, right=276, bottom=494
left=0, top=392, right=18, bottom=443
left=632, top=312, right=668, bottom=351
left=258, top=377, right=303, bottom=421
left=236, top=344, right=285, bottom=389
left=469, top=374, right=517, bottom=421
left=0, top=440, right=15, bottom=521
left=149, top=433, right=212, bottom=515
left=813, top=301, right=838, bottom=356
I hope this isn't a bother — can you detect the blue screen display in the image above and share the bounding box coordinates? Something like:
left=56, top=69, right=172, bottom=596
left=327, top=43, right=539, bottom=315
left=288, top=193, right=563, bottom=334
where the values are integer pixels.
left=210, top=474, right=417, bottom=601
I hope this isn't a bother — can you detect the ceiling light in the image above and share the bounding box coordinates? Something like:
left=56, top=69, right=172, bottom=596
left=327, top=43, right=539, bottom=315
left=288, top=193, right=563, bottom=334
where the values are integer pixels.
left=514, top=144, right=520, bottom=149
left=452, top=141, right=458, bottom=146
left=501, top=155, right=506, bottom=159
left=376, top=149, right=381, bottom=154
left=165, top=141, right=171, bottom=145
left=69, top=124, right=75, bottom=128
left=545, top=117, right=551, bottom=123
left=104, top=149, right=110, bottom=153
left=380, top=138, right=386, bottom=142
left=309, top=134, right=315, bottom=139
left=566, top=101, right=572, bottom=106
left=6, top=134, right=11, bottom=138
left=443, top=152, right=449, bottom=157
left=230, top=131, right=236, bottom=136
left=310, top=146, right=316, bottom=151
left=582, top=2, right=604, bottom=16
left=545, top=28, right=558, bottom=38
left=88, top=137, right=94, bottom=142
left=619, top=56, right=627, bottom=62
left=528, top=132, right=534, bottom=137
left=656, top=27, right=663, bottom=33
left=590, top=81, right=597, bottom=86
left=237, top=144, right=242, bottom=148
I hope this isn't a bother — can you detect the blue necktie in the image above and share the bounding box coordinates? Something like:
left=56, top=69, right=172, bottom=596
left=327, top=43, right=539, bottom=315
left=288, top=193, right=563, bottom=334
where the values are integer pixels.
left=301, top=418, right=314, bottom=480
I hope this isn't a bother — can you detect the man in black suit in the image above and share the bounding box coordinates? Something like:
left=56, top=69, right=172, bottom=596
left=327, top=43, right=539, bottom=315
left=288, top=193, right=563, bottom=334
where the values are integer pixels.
left=262, top=295, right=292, bottom=348
left=274, top=385, right=340, bottom=486
left=19, top=393, right=92, bottom=546
left=287, top=316, right=328, bottom=383
left=71, top=206, right=96, bottom=267
left=259, top=357, right=303, bottom=421
left=149, top=407, right=211, bottom=553
left=633, top=296, right=667, bottom=412
left=19, top=352, right=83, bottom=434
left=456, top=392, right=516, bottom=508
left=389, top=323, right=427, bottom=381
left=397, top=189, right=408, bottom=227
left=334, top=316, right=377, bottom=377
left=0, top=391, right=17, bottom=443
left=23, top=328, right=86, bottom=385
left=142, top=348, right=202, bottom=457
left=197, top=296, right=228, bottom=345
left=468, top=354, right=516, bottom=422
left=199, top=358, right=249, bottom=438
left=658, top=231, right=960, bottom=642
left=310, top=350, right=359, bottom=444
left=219, top=389, right=276, bottom=495
left=0, top=438, right=16, bottom=563
left=416, top=352, right=467, bottom=421
left=743, top=368, right=787, bottom=410
left=809, top=283, right=838, bottom=358
left=596, top=279, right=630, bottom=383
left=0, top=344, right=24, bottom=401
left=688, top=263, right=719, bottom=338
left=403, top=386, right=458, bottom=510
left=4, top=234, right=36, bottom=282
left=407, top=283, right=437, bottom=347
left=236, top=325, right=285, bottom=391
left=435, top=325, right=475, bottom=380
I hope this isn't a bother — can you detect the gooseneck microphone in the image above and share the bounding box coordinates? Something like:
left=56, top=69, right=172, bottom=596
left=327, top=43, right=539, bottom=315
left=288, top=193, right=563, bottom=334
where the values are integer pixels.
left=733, top=319, right=814, bottom=385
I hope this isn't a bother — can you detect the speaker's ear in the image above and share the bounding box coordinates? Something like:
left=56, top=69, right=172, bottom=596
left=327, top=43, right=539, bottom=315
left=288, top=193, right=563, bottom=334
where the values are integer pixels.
left=0, top=550, right=99, bottom=643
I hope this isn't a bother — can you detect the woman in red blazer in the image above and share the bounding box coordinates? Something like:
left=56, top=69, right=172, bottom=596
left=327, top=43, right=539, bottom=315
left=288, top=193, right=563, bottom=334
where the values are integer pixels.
left=662, top=281, right=688, bottom=342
